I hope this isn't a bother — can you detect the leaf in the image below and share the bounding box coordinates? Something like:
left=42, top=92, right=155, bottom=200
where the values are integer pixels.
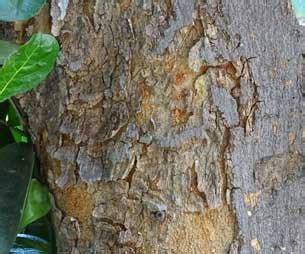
left=10, top=126, right=28, bottom=143
left=12, top=233, right=48, bottom=253
left=0, top=143, right=34, bottom=254
left=19, top=179, right=51, bottom=230
left=0, top=40, right=19, bottom=65
left=7, top=103, right=21, bottom=126
left=0, top=0, right=46, bottom=21
left=25, top=216, right=56, bottom=254
left=0, top=33, right=59, bottom=103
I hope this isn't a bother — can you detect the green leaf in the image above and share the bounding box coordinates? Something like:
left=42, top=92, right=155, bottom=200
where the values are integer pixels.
left=7, top=103, right=21, bottom=126
left=0, top=143, right=34, bottom=254
left=10, top=126, right=28, bottom=143
left=0, top=40, right=19, bottom=65
left=19, top=179, right=51, bottom=230
left=0, top=0, right=46, bottom=21
left=0, top=32, right=59, bottom=102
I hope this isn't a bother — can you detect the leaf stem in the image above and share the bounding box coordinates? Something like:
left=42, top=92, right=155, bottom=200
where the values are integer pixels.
left=0, top=118, right=27, bottom=136
left=8, top=98, right=32, bottom=139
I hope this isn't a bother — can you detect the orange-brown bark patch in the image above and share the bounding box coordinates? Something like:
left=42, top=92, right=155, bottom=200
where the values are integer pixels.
left=166, top=206, right=236, bottom=254
left=172, top=108, right=189, bottom=125
left=136, top=82, right=155, bottom=125
left=58, top=184, right=93, bottom=240
left=175, top=72, right=186, bottom=85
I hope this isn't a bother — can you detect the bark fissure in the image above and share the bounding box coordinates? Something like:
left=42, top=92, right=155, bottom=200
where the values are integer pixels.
left=190, top=163, right=208, bottom=208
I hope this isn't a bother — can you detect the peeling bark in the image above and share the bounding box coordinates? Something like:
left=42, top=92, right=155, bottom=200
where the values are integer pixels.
left=7, top=0, right=305, bottom=253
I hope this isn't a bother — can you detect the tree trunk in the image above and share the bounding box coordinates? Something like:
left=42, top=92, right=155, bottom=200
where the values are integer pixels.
left=17, top=0, right=305, bottom=253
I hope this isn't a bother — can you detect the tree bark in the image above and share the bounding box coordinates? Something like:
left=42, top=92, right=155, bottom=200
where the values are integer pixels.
left=16, top=0, right=305, bottom=253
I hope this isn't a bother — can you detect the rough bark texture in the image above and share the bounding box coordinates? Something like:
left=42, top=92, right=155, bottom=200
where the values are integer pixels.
left=11, top=0, right=305, bottom=253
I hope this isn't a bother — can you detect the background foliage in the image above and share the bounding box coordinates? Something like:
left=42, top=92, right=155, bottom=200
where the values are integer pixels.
left=0, top=1, right=59, bottom=253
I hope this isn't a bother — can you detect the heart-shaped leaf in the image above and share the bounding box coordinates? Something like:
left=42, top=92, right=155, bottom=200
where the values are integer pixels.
left=0, top=32, right=59, bottom=102
left=19, top=179, right=51, bottom=230
left=0, top=40, right=19, bottom=65
left=0, top=143, right=34, bottom=254
left=0, top=0, right=46, bottom=21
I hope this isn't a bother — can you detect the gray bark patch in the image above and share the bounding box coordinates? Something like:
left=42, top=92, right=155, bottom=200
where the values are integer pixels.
left=211, top=85, right=239, bottom=127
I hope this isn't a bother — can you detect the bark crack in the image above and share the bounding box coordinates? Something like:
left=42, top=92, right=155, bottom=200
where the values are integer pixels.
left=190, top=163, right=209, bottom=208
left=124, top=156, right=137, bottom=188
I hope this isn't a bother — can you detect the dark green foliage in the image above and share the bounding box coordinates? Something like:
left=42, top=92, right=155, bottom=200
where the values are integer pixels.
left=24, top=216, right=56, bottom=253
left=0, top=121, right=15, bottom=147
left=0, top=101, right=15, bottom=148
left=0, top=143, right=34, bottom=254
left=0, top=2, right=59, bottom=252
left=19, top=179, right=52, bottom=230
